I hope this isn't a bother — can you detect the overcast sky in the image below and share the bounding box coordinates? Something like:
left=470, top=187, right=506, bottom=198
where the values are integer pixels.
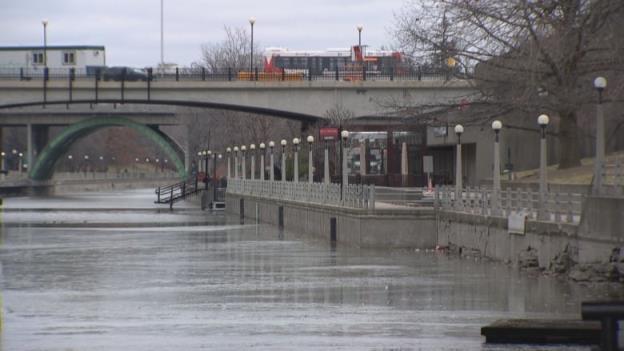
left=1, top=0, right=406, bottom=67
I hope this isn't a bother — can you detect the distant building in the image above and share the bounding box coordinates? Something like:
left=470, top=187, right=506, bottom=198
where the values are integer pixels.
left=0, top=45, right=106, bottom=69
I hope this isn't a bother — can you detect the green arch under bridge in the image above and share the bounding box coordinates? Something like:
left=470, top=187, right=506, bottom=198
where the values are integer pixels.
left=29, top=116, right=187, bottom=181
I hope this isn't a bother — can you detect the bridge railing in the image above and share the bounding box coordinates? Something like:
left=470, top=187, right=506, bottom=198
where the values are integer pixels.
left=435, top=185, right=585, bottom=224
left=0, top=66, right=463, bottom=83
left=227, top=178, right=375, bottom=210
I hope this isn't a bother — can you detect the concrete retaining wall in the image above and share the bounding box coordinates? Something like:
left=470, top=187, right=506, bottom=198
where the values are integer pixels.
left=437, top=197, right=624, bottom=269
left=226, top=194, right=436, bottom=249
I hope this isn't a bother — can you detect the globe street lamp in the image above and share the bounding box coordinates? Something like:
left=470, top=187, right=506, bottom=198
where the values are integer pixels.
left=280, top=139, right=287, bottom=182
left=593, top=76, right=607, bottom=195
left=18, top=152, right=24, bottom=174
left=268, top=141, right=275, bottom=181
left=454, top=124, right=464, bottom=206
left=42, top=19, right=48, bottom=68
left=537, top=114, right=550, bottom=219
left=341, top=130, right=349, bottom=200
left=492, top=120, right=503, bottom=214
left=233, top=146, right=239, bottom=179
left=226, top=147, right=232, bottom=178
left=293, top=138, right=300, bottom=182
left=259, top=142, right=266, bottom=181
left=307, top=135, right=314, bottom=183
left=250, top=144, right=256, bottom=180
left=249, top=17, right=256, bottom=78
left=1, top=151, right=5, bottom=176
left=241, top=145, right=247, bottom=180
left=324, top=136, right=330, bottom=184
left=205, top=150, right=212, bottom=189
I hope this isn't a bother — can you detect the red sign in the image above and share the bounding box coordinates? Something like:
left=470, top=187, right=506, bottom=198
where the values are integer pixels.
left=320, top=127, right=339, bottom=140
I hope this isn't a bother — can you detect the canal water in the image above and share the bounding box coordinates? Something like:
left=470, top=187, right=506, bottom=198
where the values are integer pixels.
left=0, top=189, right=621, bottom=350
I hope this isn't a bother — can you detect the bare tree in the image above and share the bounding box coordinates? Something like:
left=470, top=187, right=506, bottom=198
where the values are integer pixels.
left=395, top=0, right=624, bottom=168
left=198, top=25, right=263, bottom=72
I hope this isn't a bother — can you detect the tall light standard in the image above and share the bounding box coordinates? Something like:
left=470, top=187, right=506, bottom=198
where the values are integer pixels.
left=341, top=130, right=349, bottom=200
left=226, top=147, right=232, bottom=178
left=269, top=141, right=275, bottom=181
left=250, top=144, right=256, bottom=180
left=241, top=145, right=247, bottom=179
left=0, top=151, right=5, bottom=176
left=280, top=139, right=287, bottom=182
left=454, top=124, right=464, bottom=205
left=212, top=152, right=218, bottom=201
left=492, top=120, right=502, bottom=214
left=17, top=152, right=23, bottom=173
left=205, top=150, right=212, bottom=189
left=593, top=76, right=607, bottom=195
left=233, top=146, right=239, bottom=179
left=259, top=143, right=266, bottom=181
left=324, top=137, right=330, bottom=184
left=11, top=149, right=17, bottom=172
left=307, top=135, right=314, bottom=183
left=538, top=114, right=549, bottom=219
left=249, top=17, right=256, bottom=75
left=42, top=19, right=48, bottom=67
left=293, top=138, right=300, bottom=182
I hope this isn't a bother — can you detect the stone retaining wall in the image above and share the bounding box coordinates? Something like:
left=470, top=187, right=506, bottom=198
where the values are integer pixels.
left=225, top=194, right=436, bottom=249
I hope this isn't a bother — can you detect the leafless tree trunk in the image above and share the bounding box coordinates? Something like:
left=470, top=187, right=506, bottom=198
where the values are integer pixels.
left=394, top=0, right=624, bottom=168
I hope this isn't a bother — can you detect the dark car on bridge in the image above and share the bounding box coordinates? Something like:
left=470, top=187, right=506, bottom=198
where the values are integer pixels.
left=102, top=67, right=148, bottom=81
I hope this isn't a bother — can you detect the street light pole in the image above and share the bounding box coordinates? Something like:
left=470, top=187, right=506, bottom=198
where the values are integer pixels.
left=249, top=17, right=256, bottom=76
left=269, top=141, right=275, bottom=181
left=234, top=146, right=239, bottom=179
left=259, top=143, right=266, bottom=181
left=538, top=114, right=550, bottom=220
left=205, top=150, right=211, bottom=190
left=241, top=145, right=247, bottom=180
left=492, top=120, right=502, bottom=214
left=42, top=19, right=48, bottom=67
left=250, top=144, right=256, bottom=180
left=593, top=76, right=607, bottom=195
left=307, top=136, right=314, bottom=183
left=293, top=138, right=300, bottom=182
left=341, top=130, right=349, bottom=200
left=226, top=147, right=232, bottom=179
left=324, top=139, right=330, bottom=184
left=454, top=124, right=464, bottom=207
left=280, top=139, right=287, bottom=182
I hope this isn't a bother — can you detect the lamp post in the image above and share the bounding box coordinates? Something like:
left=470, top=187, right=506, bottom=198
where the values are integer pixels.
left=280, top=139, right=287, bottom=182
left=324, top=138, right=330, bottom=184
left=357, top=25, right=363, bottom=48
left=17, top=152, right=23, bottom=173
left=250, top=144, right=256, bottom=180
left=213, top=152, right=219, bottom=202
left=233, top=146, right=239, bottom=179
left=307, top=135, right=314, bottom=183
left=205, top=150, right=211, bottom=189
left=454, top=124, right=464, bottom=205
left=249, top=17, right=256, bottom=76
left=1, top=151, right=5, bottom=176
left=226, top=147, right=232, bottom=178
left=241, top=145, right=247, bottom=179
left=492, top=120, right=502, bottom=214
left=269, top=141, right=275, bottom=181
left=293, top=138, right=300, bottom=182
left=259, top=143, right=266, bottom=181
left=42, top=19, right=48, bottom=67
left=340, top=130, right=350, bottom=200
left=593, top=76, right=607, bottom=195
left=538, top=114, right=549, bottom=219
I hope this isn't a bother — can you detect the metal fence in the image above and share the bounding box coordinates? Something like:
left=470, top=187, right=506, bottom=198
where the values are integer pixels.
left=0, top=66, right=462, bottom=83
left=435, top=186, right=585, bottom=224
left=227, top=178, right=375, bottom=210
left=599, top=155, right=624, bottom=197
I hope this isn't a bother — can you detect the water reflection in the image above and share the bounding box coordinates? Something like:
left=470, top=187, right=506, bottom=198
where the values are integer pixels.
left=0, top=190, right=620, bottom=350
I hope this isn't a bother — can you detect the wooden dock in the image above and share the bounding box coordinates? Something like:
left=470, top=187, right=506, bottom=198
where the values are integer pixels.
left=481, top=319, right=602, bottom=345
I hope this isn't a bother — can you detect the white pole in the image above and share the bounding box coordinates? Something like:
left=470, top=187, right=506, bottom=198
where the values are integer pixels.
left=251, top=153, right=255, bottom=180
left=294, top=146, right=299, bottom=182
left=270, top=150, right=274, bottom=181
left=281, top=147, right=286, bottom=182
left=308, top=146, right=313, bottom=183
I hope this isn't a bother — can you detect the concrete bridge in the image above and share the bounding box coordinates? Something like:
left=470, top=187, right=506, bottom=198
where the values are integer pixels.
left=0, top=78, right=477, bottom=181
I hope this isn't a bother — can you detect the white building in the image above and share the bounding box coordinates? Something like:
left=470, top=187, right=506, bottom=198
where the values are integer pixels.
left=0, top=45, right=106, bottom=69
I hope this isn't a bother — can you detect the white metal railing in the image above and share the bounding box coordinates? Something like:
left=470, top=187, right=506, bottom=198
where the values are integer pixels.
left=227, top=178, right=375, bottom=210
left=435, top=185, right=585, bottom=224
left=598, top=155, right=624, bottom=197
